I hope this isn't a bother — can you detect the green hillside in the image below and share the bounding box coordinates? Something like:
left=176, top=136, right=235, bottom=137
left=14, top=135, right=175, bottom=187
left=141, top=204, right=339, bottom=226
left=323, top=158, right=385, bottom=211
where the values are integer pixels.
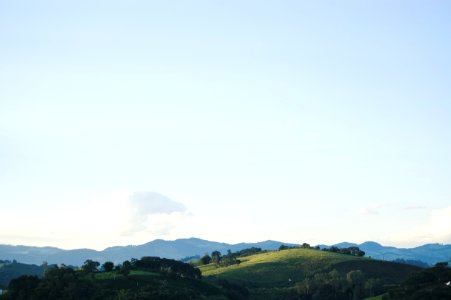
left=0, top=261, right=44, bottom=288
left=0, top=250, right=428, bottom=300
left=200, top=248, right=421, bottom=299
left=0, top=257, right=247, bottom=300
left=89, top=269, right=234, bottom=299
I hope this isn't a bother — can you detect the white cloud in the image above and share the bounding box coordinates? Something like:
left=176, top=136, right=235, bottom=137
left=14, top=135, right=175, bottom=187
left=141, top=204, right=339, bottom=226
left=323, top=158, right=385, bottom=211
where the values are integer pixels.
left=0, top=190, right=191, bottom=250
left=382, top=205, right=451, bottom=246
left=359, top=207, right=379, bottom=215
left=122, top=191, right=187, bottom=236
left=403, top=204, right=427, bottom=210
left=359, top=204, right=383, bottom=215
left=429, top=206, right=451, bottom=239
left=129, top=192, right=186, bottom=214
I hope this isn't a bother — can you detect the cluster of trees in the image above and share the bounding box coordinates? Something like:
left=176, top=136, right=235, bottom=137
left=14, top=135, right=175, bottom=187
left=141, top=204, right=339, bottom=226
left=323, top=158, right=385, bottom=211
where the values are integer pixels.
left=385, top=262, right=451, bottom=300
left=278, top=243, right=366, bottom=257
left=296, top=261, right=451, bottom=300
left=2, top=267, right=97, bottom=300
left=296, top=269, right=384, bottom=300
left=79, top=257, right=201, bottom=279
left=323, top=246, right=365, bottom=257
left=392, top=259, right=429, bottom=268
left=1, top=257, right=206, bottom=300
left=132, top=256, right=201, bottom=279
left=232, top=247, right=263, bottom=257
left=199, top=250, right=240, bottom=267
left=279, top=243, right=313, bottom=250
left=198, top=248, right=263, bottom=267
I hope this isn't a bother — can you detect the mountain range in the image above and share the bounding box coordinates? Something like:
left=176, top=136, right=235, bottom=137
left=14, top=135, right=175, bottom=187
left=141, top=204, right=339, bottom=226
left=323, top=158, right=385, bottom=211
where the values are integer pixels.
left=0, top=238, right=449, bottom=266
left=330, top=241, right=451, bottom=266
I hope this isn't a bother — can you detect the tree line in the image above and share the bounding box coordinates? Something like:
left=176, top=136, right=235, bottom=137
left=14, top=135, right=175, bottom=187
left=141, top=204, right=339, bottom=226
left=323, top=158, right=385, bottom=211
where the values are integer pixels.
left=81, top=256, right=201, bottom=279
left=384, top=262, right=451, bottom=300
left=197, top=247, right=263, bottom=267
left=1, top=256, right=205, bottom=300
left=279, top=243, right=365, bottom=257
left=296, top=269, right=384, bottom=300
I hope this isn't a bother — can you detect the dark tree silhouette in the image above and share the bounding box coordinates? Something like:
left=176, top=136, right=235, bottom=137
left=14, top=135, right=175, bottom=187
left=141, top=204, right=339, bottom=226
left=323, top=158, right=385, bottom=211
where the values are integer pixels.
left=102, top=261, right=114, bottom=272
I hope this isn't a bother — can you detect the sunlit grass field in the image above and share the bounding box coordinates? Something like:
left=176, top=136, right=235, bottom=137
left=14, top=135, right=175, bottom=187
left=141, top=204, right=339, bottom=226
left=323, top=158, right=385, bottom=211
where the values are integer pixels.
left=363, top=295, right=385, bottom=300
left=200, top=248, right=419, bottom=289
left=200, top=248, right=365, bottom=286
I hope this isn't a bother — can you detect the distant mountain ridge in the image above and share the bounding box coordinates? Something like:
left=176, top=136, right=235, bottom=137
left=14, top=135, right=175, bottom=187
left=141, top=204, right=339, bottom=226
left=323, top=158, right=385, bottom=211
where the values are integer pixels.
left=0, top=238, right=296, bottom=266
left=326, top=241, right=451, bottom=266
left=0, top=238, right=449, bottom=266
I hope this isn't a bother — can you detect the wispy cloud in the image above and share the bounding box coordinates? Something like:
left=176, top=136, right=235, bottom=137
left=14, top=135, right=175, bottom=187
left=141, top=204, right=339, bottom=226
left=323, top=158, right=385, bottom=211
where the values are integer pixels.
left=122, top=192, right=187, bottom=236
left=403, top=204, right=427, bottom=210
left=130, top=191, right=186, bottom=214
left=359, top=204, right=383, bottom=215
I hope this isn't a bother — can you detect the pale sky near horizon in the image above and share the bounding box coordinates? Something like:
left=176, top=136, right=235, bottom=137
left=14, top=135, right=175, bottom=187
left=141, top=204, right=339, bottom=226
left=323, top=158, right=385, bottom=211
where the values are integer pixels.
left=1, top=1, right=450, bottom=250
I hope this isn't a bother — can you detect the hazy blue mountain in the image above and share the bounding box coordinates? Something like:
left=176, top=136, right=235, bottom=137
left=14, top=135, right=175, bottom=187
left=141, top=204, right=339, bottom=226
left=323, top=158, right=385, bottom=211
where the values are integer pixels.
left=332, top=242, right=358, bottom=248
left=360, top=242, right=451, bottom=265
left=231, top=240, right=289, bottom=251
left=321, top=241, right=451, bottom=266
left=0, top=238, right=449, bottom=267
left=0, top=238, right=297, bottom=266
left=0, top=245, right=62, bottom=265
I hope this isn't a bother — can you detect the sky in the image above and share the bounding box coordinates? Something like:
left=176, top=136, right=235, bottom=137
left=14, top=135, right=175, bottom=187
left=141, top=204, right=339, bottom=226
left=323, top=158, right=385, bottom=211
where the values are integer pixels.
left=1, top=1, right=450, bottom=250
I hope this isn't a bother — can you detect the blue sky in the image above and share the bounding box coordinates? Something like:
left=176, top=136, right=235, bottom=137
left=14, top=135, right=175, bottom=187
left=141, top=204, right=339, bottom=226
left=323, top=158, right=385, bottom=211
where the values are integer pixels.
left=1, top=1, right=450, bottom=250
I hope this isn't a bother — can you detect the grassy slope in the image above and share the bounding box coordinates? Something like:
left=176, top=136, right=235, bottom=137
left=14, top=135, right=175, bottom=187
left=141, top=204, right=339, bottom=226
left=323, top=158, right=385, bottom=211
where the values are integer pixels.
left=363, top=295, right=384, bottom=300
left=202, top=249, right=354, bottom=287
left=200, top=248, right=420, bottom=288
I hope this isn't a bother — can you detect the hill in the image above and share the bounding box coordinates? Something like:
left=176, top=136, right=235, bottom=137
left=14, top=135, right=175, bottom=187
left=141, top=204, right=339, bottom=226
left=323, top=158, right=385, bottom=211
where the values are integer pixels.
left=0, top=257, right=247, bottom=300
left=200, top=248, right=421, bottom=299
left=384, top=262, right=451, bottom=299
left=0, top=260, right=44, bottom=289
left=0, top=249, right=433, bottom=300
